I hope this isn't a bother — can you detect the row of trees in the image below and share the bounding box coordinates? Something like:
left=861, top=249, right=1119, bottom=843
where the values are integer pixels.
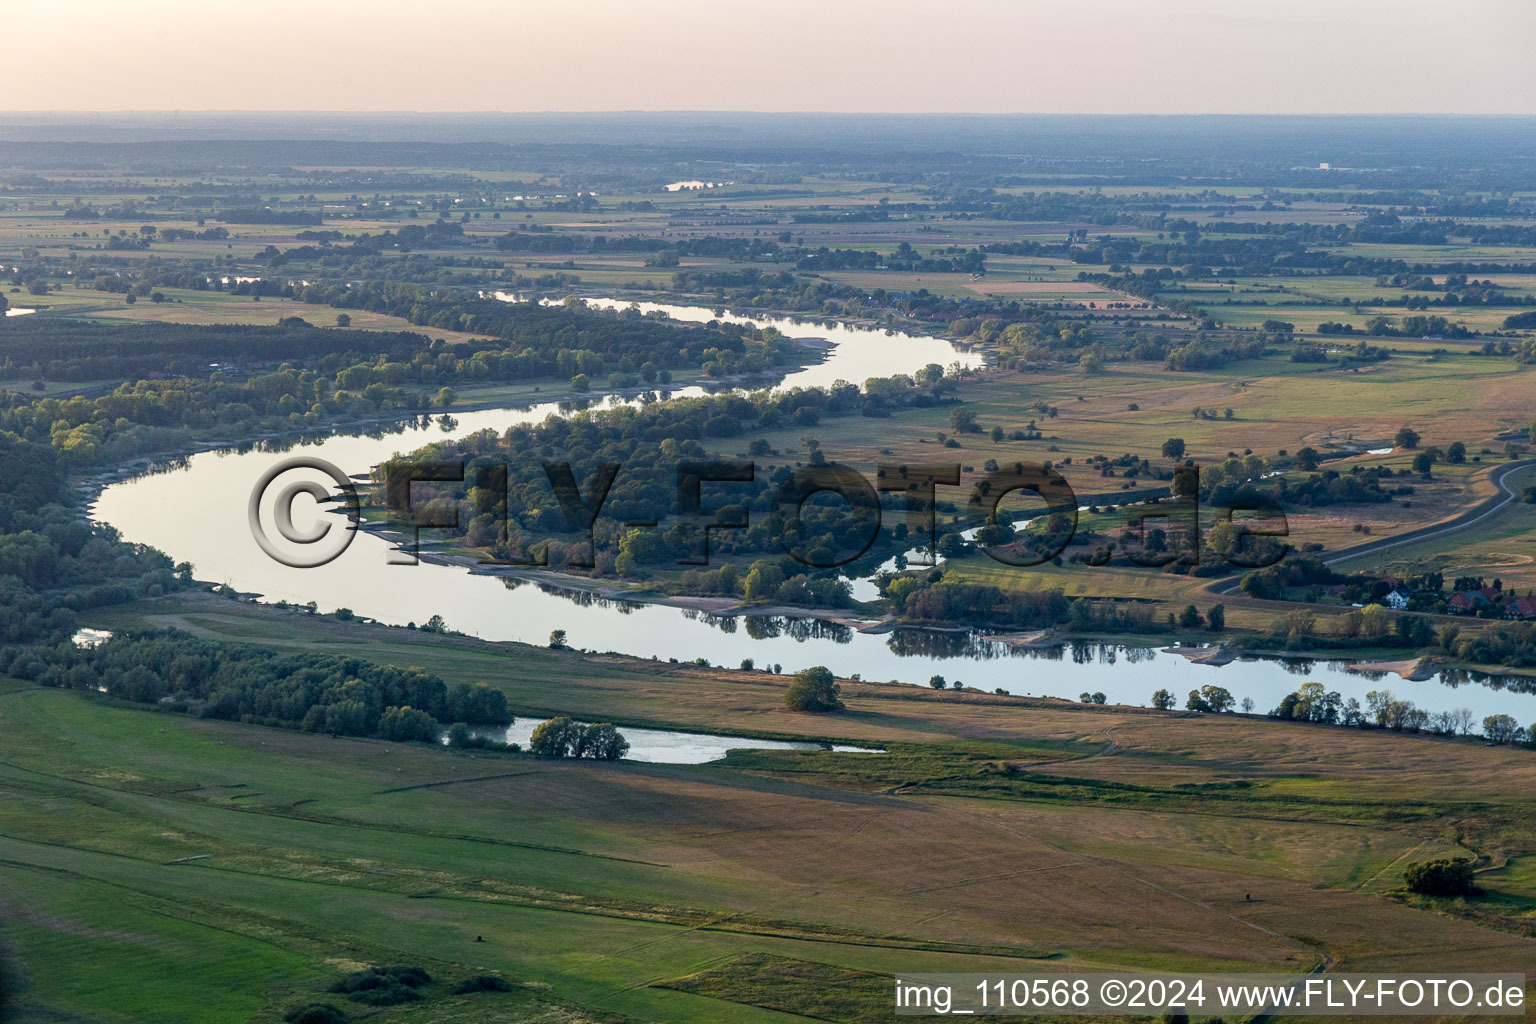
left=527, top=716, right=629, bottom=759
left=15, top=628, right=511, bottom=740
left=1268, top=681, right=1533, bottom=744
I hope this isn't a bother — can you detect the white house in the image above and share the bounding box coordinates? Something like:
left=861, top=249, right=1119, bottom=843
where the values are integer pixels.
left=1384, top=590, right=1411, bottom=610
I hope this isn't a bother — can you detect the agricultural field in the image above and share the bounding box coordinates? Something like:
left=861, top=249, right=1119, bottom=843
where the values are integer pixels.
left=3, top=594, right=1536, bottom=1023
left=3, top=110, right=1536, bottom=1023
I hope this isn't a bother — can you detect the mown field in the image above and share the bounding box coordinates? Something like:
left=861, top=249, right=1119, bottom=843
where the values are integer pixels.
left=3, top=594, right=1536, bottom=1022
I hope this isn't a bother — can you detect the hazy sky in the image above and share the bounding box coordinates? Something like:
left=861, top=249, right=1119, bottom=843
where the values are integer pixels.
left=11, top=0, right=1536, bottom=114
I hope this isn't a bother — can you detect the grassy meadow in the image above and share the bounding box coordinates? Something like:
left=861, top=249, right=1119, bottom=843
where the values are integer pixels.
left=4, top=593, right=1536, bottom=1021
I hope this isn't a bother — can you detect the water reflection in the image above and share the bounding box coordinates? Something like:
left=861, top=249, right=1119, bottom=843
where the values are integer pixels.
left=88, top=296, right=1536, bottom=724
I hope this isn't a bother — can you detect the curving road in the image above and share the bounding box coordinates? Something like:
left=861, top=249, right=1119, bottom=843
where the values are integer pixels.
left=1322, top=457, right=1536, bottom=568
left=1208, top=458, right=1536, bottom=596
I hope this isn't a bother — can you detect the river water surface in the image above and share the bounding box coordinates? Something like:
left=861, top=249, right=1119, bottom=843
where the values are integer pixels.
left=89, top=300, right=1536, bottom=722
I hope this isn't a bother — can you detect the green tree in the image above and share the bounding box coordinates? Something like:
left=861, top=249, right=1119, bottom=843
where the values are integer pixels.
left=1151, top=688, right=1176, bottom=710
left=743, top=559, right=785, bottom=602
left=548, top=629, right=567, bottom=649
left=1178, top=604, right=1203, bottom=629
left=1484, top=714, right=1523, bottom=744
left=1161, top=437, right=1186, bottom=459
left=1403, top=858, right=1476, bottom=897
left=578, top=722, right=629, bottom=760
left=1206, top=604, right=1225, bottom=631
left=785, top=666, right=843, bottom=712
left=936, top=533, right=968, bottom=560
left=376, top=706, right=438, bottom=742
left=1395, top=426, right=1420, bottom=449
left=529, top=716, right=581, bottom=757
left=1200, top=685, right=1236, bottom=713
left=950, top=407, right=979, bottom=433
left=929, top=674, right=946, bottom=689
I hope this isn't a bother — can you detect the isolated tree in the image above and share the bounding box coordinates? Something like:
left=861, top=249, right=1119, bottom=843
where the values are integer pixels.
left=335, top=313, right=351, bottom=327
left=548, top=629, right=567, bottom=649
left=1446, top=441, right=1466, bottom=464
left=1151, top=688, right=1176, bottom=710
left=949, top=407, right=980, bottom=433
left=1295, top=446, right=1320, bottom=471
left=1412, top=452, right=1433, bottom=475
left=1161, top=437, right=1186, bottom=459
left=785, top=666, right=843, bottom=713
left=1178, top=604, right=1203, bottom=629
left=929, top=674, right=946, bottom=689
left=1206, top=604, right=1226, bottom=631
left=1394, top=426, right=1420, bottom=449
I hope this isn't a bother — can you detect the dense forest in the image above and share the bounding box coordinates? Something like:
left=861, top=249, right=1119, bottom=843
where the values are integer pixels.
left=0, top=308, right=800, bottom=469
left=377, top=369, right=965, bottom=582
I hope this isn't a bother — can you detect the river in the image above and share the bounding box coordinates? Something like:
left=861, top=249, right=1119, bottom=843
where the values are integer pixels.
left=89, top=299, right=1536, bottom=723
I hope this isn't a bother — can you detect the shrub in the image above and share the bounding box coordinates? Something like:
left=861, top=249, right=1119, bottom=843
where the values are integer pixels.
left=1403, top=858, right=1477, bottom=897
left=347, top=984, right=421, bottom=1006
left=378, top=966, right=431, bottom=987
left=453, top=975, right=514, bottom=994
left=329, top=965, right=431, bottom=995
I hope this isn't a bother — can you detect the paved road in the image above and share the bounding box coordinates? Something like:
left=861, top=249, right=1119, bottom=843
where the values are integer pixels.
left=1208, top=458, right=1536, bottom=596
left=1322, top=457, right=1536, bottom=568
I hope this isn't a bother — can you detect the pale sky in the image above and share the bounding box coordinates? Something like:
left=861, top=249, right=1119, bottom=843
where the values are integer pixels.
left=9, top=0, right=1536, bottom=114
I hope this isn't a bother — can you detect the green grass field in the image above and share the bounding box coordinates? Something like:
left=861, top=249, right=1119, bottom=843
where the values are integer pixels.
left=0, top=594, right=1524, bottom=1021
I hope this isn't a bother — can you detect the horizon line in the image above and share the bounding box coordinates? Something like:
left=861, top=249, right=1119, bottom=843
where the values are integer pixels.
left=2, top=110, right=1535, bottom=119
